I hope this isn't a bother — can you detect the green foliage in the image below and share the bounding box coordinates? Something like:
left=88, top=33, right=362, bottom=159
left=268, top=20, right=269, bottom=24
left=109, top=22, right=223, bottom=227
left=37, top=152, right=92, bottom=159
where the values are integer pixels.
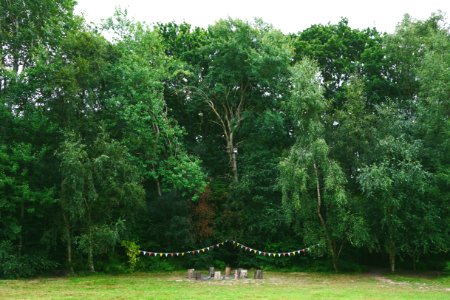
left=280, top=59, right=369, bottom=272
left=121, top=240, right=141, bottom=271
left=0, top=1, right=448, bottom=275
left=292, top=18, right=387, bottom=105
left=0, top=241, right=58, bottom=278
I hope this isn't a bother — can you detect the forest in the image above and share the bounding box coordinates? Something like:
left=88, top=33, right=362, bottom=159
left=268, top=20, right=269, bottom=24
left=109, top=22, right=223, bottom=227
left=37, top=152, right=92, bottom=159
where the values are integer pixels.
left=0, top=0, right=449, bottom=278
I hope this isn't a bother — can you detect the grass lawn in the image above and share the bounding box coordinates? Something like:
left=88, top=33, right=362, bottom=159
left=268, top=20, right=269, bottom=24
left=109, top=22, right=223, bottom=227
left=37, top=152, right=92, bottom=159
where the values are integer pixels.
left=0, top=271, right=449, bottom=299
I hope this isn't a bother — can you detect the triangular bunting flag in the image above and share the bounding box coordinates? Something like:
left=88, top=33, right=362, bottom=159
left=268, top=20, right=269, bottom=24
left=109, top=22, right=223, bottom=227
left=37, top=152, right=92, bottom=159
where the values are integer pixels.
left=182, top=252, right=185, bottom=256
left=159, top=253, right=163, bottom=257
left=278, top=253, right=281, bottom=257
left=142, top=251, right=147, bottom=255
left=165, top=253, right=168, bottom=257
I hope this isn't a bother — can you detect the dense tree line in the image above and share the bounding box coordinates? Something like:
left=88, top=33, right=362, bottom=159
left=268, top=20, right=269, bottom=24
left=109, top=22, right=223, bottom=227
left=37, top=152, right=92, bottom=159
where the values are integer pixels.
left=1, top=1, right=448, bottom=277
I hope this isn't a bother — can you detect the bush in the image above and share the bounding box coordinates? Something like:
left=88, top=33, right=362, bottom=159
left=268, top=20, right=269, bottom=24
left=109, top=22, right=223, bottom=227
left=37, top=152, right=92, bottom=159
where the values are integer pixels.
left=95, top=255, right=129, bottom=274
left=444, top=261, right=450, bottom=275
left=121, top=240, right=141, bottom=271
left=0, top=240, right=58, bottom=278
left=137, top=257, right=178, bottom=272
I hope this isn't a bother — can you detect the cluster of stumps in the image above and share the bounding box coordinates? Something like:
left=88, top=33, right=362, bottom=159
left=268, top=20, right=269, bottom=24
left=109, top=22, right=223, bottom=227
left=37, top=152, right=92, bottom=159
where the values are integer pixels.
left=187, top=267, right=263, bottom=280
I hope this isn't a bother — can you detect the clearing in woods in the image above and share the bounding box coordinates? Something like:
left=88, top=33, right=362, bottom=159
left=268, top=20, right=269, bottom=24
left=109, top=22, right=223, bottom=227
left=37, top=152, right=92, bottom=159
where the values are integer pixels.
left=0, top=271, right=449, bottom=299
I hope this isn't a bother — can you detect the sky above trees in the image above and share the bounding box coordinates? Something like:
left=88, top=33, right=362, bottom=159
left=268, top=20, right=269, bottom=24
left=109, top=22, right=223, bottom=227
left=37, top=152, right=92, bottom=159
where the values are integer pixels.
left=75, top=0, right=449, bottom=33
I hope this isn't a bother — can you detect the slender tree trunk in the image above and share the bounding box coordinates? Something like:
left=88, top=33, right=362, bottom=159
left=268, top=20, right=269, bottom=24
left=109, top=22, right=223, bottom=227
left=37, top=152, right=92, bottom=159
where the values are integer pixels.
left=85, top=203, right=95, bottom=272
left=67, top=230, right=74, bottom=274
left=62, top=212, right=74, bottom=274
left=313, top=162, right=338, bottom=272
left=389, top=249, right=396, bottom=273
left=231, top=150, right=238, bottom=182
left=387, top=226, right=396, bottom=273
left=227, top=134, right=238, bottom=182
left=156, top=178, right=162, bottom=197
left=206, top=90, right=243, bottom=183
left=18, top=201, right=24, bottom=257
left=88, top=228, right=95, bottom=272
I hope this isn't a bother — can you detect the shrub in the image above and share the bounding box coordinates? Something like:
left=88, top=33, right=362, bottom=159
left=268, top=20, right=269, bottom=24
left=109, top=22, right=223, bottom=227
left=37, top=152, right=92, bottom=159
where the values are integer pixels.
left=0, top=240, right=58, bottom=278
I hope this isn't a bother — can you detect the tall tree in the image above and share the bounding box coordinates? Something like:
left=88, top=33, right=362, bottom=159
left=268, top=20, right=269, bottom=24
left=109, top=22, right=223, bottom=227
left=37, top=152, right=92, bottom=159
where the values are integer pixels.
left=59, top=132, right=145, bottom=272
left=280, top=59, right=367, bottom=272
left=102, top=13, right=207, bottom=200
left=0, top=0, right=77, bottom=269
left=357, top=103, right=429, bottom=273
left=190, top=19, right=292, bottom=182
left=292, top=18, right=388, bottom=106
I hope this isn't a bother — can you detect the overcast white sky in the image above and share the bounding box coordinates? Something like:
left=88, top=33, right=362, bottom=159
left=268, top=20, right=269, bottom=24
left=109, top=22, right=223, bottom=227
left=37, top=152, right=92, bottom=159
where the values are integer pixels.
left=75, top=0, right=449, bottom=33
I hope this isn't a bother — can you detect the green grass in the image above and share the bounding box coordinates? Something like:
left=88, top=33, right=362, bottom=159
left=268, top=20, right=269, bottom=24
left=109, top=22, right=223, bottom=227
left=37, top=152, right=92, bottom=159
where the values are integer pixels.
left=0, top=271, right=449, bottom=299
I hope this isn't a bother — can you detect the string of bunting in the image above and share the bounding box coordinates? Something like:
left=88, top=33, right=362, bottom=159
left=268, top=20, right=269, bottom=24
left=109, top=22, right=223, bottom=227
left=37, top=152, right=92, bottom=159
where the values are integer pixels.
left=140, top=240, right=314, bottom=258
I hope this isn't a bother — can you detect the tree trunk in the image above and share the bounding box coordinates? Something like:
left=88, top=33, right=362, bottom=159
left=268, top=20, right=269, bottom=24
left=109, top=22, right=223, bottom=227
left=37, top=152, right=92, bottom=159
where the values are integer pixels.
left=313, top=162, right=338, bottom=272
left=18, top=201, right=25, bottom=257
left=231, top=148, right=238, bottom=182
left=206, top=93, right=243, bottom=183
left=88, top=228, right=95, bottom=272
left=62, top=212, right=74, bottom=274
left=67, top=230, right=74, bottom=274
left=156, top=178, right=162, bottom=197
left=187, top=269, right=195, bottom=279
left=389, top=249, right=396, bottom=273
left=227, top=136, right=238, bottom=182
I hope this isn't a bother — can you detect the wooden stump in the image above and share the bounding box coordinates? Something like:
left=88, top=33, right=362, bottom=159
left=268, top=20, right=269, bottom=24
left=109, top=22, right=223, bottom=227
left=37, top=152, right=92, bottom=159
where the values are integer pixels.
left=254, top=269, right=263, bottom=279
left=214, top=271, right=221, bottom=280
left=194, top=271, right=202, bottom=280
left=187, top=269, right=195, bottom=279
left=225, top=266, right=231, bottom=277
left=209, top=267, right=215, bottom=278
left=239, top=269, right=248, bottom=278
